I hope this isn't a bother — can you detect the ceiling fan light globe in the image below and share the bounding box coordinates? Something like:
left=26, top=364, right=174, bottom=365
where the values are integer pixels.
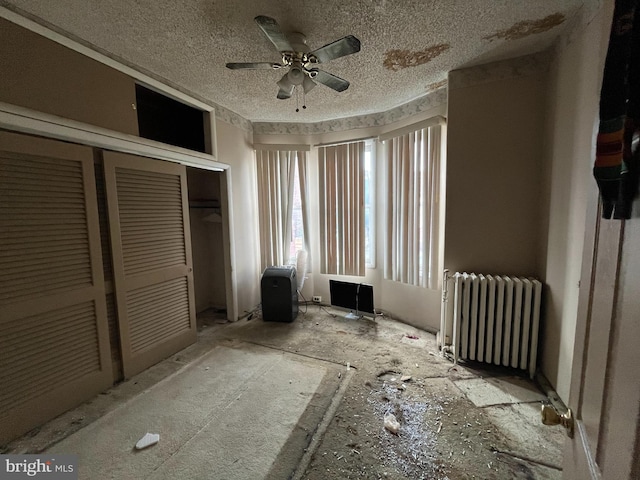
left=287, top=67, right=304, bottom=85
left=303, top=76, right=317, bottom=94
left=277, top=74, right=293, bottom=90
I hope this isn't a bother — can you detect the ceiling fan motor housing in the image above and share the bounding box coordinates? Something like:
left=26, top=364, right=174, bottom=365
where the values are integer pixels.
left=287, top=32, right=309, bottom=54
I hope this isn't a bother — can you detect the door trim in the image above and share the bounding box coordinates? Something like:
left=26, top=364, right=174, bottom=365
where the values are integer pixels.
left=574, top=420, right=602, bottom=480
left=0, top=101, right=226, bottom=170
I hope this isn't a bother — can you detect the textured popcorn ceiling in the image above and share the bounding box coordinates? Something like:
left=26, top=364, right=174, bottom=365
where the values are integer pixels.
left=2, top=0, right=590, bottom=123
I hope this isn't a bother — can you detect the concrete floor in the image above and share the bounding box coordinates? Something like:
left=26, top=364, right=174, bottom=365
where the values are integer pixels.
left=3, top=304, right=566, bottom=479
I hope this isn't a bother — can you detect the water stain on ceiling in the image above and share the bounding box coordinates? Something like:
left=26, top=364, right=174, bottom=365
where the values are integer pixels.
left=484, top=13, right=566, bottom=41
left=383, top=44, right=451, bottom=71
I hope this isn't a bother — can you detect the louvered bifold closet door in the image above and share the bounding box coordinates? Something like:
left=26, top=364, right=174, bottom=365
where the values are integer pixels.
left=0, top=132, right=112, bottom=444
left=103, top=151, right=196, bottom=378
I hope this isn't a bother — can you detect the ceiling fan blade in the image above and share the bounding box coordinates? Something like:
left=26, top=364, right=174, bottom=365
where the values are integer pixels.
left=309, top=35, right=361, bottom=63
left=312, top=70, right=350, bottom=92
left=254, top=15, right=294, bottom=52
left=276, top=73, right=294, bottom=99
left=226, top=62, right=283, bottom=70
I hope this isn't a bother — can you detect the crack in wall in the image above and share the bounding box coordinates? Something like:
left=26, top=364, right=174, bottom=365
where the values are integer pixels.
left=383, top=44, right=450, bottom=71
left=484, top=13, right=565, bottom=41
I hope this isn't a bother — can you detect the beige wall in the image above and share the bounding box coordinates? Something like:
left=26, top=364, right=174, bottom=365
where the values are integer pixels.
left=215, top=120, right=261, bottom=318
left=443, top=29, right=610, bottom=403
left=538, top=6, right=611, bottom=402
left=0, top=18, right=138, bottom=136
left=445, top=67, right=547, bottom=278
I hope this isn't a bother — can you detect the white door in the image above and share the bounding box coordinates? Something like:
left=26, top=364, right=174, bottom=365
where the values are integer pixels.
left=0, top=131, right=113, bottom=444
left=563, top=189, right=640, bottom=478
left=103, top=151, right=196, bottom=378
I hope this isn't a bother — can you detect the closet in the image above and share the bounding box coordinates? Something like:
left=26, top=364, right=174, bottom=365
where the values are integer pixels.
left=0, top=132, right=206, bottom=443
left=187, top=168, right=227, bottom=317
left=0, top=16, right=227, bottom=444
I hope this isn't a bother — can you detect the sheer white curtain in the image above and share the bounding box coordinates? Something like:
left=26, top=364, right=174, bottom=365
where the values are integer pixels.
left=318, top=141, right=365, bottom=276
left=384, top=125, right=442, bottom=288
left=255, top=149, right=309, bottom=271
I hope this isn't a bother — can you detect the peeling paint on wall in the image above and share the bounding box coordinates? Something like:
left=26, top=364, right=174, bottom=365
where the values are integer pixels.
left=426, top=79, right=447, bottom=91
left=484, top=13, right=565, bottom=41
left=383, top=44, right=450, bottom=71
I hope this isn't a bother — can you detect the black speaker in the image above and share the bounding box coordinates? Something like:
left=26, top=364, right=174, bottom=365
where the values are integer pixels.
left=261, top=266, right=298, bottom=322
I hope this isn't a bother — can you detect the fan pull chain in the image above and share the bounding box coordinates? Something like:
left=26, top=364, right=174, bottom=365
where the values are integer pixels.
left=294, top=87, right=308, bottom=112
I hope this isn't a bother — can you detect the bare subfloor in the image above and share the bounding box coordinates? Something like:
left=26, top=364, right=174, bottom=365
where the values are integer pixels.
left=4, top=305, right=566, bottom=479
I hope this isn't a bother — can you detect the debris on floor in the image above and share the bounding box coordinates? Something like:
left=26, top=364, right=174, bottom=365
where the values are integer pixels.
left=383, top=413, right=400, bottom=434
left=135, top=432, right=160, bottom=450
left=5, top=306, right=565, bottom=480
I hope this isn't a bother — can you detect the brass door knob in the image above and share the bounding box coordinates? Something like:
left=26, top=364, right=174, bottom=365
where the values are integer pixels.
left=541, top=403, right=574, bottom=438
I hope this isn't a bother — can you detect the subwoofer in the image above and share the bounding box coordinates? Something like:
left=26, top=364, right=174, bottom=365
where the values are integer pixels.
left=261, top=266, right=298, bottom=322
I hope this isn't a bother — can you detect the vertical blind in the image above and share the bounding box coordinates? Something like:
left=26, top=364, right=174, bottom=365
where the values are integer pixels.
left=255, top=149, right=309, bottom=271
left=385, top=126, right=442, bottom=288
left=318, top=141, right=365, bottom=276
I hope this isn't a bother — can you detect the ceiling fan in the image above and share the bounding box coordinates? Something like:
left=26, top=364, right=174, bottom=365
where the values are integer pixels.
left=226, top=16, right=361, bottom=105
